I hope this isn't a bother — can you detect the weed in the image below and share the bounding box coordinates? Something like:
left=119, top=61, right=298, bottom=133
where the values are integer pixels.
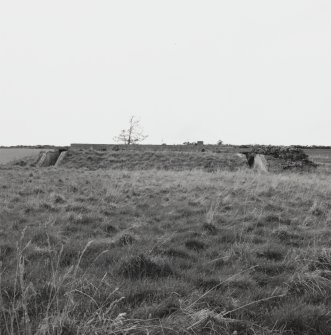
left=160, top=247, right=192, bottom=259
left=118, top=254, right=174, bottom=279
left=118, top=233, right=136, bottom=246
left=101, top=222, right=118, bottom=234
left=202, top=222, right=217, bottom=235
left=309, top=249, right=331, bottom=271
left=50, top=192, right=66, bottom=204
left=268, top=301, right=331, bottom=334
left=256, top=244, right=286, bottom=261
left=185, top=239, right=206, bottom=251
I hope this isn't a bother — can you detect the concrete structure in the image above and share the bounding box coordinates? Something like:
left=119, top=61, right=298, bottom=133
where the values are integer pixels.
left=54, top=151, right=67, bottom=167
left=37, top=150, right=61, bottom=167
left=252, top=154, right=268, bottom=172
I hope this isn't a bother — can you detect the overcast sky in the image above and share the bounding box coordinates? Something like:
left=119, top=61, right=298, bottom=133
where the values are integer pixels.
left=1, top=1, right=330, bottom=146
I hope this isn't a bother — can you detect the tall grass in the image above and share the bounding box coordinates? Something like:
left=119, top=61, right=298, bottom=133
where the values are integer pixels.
left=0, top=167, right=330, bottom=334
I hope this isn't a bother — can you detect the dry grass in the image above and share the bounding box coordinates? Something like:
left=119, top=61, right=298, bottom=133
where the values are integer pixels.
left=0, top=166, right=330, bottom=334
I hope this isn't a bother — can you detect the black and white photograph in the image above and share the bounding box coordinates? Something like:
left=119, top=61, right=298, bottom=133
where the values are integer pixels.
left=0, top=1, right=330, bottom=334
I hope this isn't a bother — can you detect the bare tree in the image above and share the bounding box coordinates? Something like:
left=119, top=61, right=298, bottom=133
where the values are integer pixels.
left=114, top=116, right=148, bottom=145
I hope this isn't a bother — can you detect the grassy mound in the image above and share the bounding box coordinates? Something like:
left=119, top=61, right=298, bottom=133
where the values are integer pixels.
left=60, top=148, right=248, bottom=171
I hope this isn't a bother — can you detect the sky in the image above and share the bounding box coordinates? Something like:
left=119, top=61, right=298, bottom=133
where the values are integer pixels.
left=0, top=1, right=330, bottom=146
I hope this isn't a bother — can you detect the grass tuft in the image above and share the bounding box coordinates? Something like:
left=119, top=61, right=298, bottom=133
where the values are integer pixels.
left=185, top=239, right=206, bottom=251
left=118, top=254, right=174, bottom=279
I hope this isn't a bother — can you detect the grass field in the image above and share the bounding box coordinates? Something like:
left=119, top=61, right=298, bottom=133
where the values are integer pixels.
left=0, top=165, right=330, bottom=334
left=0, top=149, right=42, bottom=165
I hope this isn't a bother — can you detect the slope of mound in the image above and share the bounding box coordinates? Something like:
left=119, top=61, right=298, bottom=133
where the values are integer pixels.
left=60, top=148, right=248, bottom=171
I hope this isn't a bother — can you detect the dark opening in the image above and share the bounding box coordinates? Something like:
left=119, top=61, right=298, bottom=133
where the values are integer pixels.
left=247, top=155, right=255, bottom=168
left=241, top=152, right=255, bottom=168
left=59, top=148, right=68, bottom=153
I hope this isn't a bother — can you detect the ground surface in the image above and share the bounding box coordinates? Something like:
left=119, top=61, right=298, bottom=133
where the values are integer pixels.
left=0, top=164, right=330, bottom=334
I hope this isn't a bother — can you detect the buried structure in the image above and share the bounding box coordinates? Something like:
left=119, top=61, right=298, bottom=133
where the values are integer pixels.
left=54, top=145, right=316, bottom=172
left=8, top=144, right=317, bottom=172
left=246, top=154, right=269, bottom=172
left=243, top=146, right=317, bottom=173
left=36, top=149, right=68, bottom=167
